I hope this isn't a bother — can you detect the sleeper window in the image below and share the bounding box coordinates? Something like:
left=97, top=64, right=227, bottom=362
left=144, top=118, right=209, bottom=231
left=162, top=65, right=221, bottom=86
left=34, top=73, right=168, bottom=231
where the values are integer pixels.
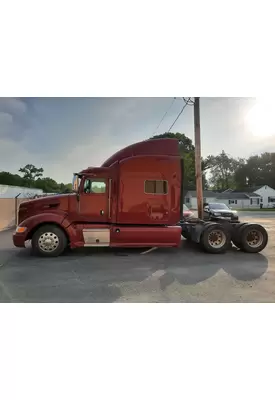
left=144, top=180, right=168, bottom=195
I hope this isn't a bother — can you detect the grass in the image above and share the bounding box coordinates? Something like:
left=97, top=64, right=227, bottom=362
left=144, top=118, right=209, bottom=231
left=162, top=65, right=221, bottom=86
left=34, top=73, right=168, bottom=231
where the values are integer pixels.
left=239, top=208, right=275, bottom=211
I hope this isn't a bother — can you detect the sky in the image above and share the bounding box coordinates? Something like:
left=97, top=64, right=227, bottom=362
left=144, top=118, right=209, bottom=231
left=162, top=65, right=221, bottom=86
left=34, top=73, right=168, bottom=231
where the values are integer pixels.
left=0, top=97, right=273, bottom=184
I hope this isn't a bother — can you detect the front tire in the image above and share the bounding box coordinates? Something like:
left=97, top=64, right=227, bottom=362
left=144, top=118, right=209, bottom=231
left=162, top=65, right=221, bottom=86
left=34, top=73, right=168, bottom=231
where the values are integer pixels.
left=32, top=224, right=67, bottom=257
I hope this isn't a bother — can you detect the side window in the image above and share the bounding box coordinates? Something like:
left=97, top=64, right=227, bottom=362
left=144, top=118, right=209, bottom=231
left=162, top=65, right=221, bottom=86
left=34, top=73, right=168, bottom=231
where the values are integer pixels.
left=83, top=179, right=106, bottom=194
left=91, top=181, right=106, bottom=193
left=144, top=180, right=168, bottom=195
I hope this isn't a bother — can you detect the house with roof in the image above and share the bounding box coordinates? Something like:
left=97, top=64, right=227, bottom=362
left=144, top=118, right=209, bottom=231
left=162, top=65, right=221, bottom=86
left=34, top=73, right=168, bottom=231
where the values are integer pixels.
left=246, top=185, right=275, bottom=207
left=184, top=190, right=217, bottom=209
left=219, top=185, right=275, bottom=208
left=215, top=190, right=261, bottom=208
left=184, top=185, right=275, bottom=209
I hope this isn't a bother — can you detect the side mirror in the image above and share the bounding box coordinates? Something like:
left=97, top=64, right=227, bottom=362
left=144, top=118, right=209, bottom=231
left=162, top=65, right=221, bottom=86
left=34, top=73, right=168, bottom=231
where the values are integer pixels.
left=204, top=207, right=209, bottom=212
left=72, top=174, right=80, bottom=192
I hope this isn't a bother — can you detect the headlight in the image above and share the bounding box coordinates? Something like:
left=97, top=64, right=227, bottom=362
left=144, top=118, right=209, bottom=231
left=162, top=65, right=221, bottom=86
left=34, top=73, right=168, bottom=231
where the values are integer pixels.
left=214, top=212, right=221, bottom=216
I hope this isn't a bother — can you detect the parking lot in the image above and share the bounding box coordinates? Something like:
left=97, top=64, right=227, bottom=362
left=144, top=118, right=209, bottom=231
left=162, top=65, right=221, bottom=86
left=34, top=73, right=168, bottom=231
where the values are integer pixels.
left=0, top=211, right=275, bottom=302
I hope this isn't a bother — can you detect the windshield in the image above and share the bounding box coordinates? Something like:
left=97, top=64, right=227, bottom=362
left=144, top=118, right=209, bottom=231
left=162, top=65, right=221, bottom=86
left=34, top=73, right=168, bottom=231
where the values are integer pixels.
left=209, top=203, right=229, bottom=210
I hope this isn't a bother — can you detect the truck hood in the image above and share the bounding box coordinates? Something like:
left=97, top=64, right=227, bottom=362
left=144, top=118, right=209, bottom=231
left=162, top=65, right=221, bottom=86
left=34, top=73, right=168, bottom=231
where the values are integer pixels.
left=18, top=193, right=75, bottom=223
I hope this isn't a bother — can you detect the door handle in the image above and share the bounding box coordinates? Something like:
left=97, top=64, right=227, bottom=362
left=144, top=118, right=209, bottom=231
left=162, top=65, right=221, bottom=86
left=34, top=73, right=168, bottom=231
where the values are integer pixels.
left=100, top=210, right=104, bottom=215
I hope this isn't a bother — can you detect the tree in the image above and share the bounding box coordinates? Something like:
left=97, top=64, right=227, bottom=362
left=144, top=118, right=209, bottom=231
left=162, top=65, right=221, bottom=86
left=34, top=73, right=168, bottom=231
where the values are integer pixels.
left=59, top=183, right=73, bottom=193
left=234, top=152, right=275, bottom=189
left=19, top=164, right=44, bottom=187
left=206, top=150, right=244, bottom=190
left=0, top=171, right=24, bottom=187
left=149, top=132, right=210, bottom=190
left=0, top=166, right=73, bottom=194
left=35, top=177, right=60, bottom=193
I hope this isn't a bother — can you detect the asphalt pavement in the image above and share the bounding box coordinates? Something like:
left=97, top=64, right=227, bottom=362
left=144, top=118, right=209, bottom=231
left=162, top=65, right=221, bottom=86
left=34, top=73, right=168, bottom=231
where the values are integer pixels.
left=0, top=211, right=275, bottom=302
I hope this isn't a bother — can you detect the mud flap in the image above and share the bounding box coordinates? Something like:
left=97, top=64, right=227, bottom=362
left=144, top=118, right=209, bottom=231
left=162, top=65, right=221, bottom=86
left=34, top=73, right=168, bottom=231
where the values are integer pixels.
left=190, top=223, right=205, bottom=243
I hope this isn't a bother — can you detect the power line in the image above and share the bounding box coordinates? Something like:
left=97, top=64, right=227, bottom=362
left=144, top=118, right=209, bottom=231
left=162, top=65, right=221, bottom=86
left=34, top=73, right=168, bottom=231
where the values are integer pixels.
left=167, top=98, right=189, bottom=132
left=153, top=97, right=176, bottom=134
left=167, top=97, right=195, bottom=132
left=183, top=97, right=194, bottom=106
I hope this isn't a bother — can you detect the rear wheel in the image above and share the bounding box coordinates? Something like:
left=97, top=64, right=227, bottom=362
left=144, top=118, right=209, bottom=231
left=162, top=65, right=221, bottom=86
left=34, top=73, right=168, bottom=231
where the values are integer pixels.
left=200, top=223, right=231, bottom=254
left=232, top=223, right=248, bottom=249
left=239, top=224, right=268, bottom=253
left=32, top=224, right=67, bottom=257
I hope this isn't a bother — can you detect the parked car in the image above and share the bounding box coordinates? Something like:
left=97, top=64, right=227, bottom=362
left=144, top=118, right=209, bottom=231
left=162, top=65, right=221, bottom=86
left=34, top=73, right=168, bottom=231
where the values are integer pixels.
left=183, top=204, right=195, bottom=219
left=203, top=202, right=239, bottom=221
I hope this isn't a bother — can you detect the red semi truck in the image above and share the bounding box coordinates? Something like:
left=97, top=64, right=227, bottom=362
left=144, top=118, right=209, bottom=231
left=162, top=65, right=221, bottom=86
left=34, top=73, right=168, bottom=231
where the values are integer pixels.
left=13, top=138, right=268, bottom=257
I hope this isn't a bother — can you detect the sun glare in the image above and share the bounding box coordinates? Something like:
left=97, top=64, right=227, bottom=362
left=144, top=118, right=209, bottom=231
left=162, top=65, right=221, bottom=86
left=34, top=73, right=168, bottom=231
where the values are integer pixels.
left=245, top=99, right=275, bottom=137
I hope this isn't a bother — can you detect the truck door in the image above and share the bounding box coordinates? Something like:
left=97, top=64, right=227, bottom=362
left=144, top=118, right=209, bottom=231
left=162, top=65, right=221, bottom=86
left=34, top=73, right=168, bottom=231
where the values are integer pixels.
left=79, top=176, right=111, bottom=223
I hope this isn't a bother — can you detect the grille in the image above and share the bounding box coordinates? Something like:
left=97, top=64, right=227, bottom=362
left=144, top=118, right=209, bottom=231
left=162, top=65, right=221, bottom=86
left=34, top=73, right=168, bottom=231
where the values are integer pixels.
left=222, top=213, right=232, bottom=217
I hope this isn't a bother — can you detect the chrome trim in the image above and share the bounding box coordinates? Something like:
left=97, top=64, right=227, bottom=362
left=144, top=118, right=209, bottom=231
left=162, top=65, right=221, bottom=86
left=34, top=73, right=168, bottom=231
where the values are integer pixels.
left=83, top=228, right=110, bottom=247
left=16, top=206, right=19, bottom=227
left=108, top=178, right=112, bottom=219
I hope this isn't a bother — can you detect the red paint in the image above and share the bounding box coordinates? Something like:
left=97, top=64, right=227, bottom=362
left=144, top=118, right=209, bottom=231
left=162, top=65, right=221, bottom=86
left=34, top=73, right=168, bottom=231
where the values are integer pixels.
left=14, top=212, right=74, bottom=247
left=13, top=138, right=184, bottom=250
left=101, top=138, right=179, bottom=167
left=116, top=155, right=181, bottom=225
left=110, top=225, right=182, bottom=247
left=13, top=231, right=27, bottom=247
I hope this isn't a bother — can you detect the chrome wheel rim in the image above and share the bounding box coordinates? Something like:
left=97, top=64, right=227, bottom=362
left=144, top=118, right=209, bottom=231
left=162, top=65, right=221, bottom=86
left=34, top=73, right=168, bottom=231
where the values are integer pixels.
left=208, top=230, right=226, bottom=249
left=38, top=232, right=59, bottom=252
left=246, top=230, right=263, bottom=248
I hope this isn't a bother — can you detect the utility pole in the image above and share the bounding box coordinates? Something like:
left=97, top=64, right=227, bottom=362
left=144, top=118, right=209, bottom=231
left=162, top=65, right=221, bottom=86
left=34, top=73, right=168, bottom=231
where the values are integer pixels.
left=194, top=97, right=203, bottom=219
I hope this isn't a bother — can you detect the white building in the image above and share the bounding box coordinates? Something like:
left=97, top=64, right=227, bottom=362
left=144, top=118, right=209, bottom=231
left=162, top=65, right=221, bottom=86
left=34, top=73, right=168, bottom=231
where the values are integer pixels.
left=217, top=185, right=275, bottom=208
left=252, top=185, right=275, bottom=207
left=0, top=185, right=43, bottom=199
left=216, top=191, right=261, bottom=209
left=184, top=190, right=217, bottom=209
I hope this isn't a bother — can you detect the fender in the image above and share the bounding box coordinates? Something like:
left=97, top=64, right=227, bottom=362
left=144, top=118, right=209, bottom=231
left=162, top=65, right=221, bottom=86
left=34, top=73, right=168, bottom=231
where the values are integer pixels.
left=19, top=212, right=67, bottom=230
left=19, top=212, right=73, bottom=239
left=19, top=213, right=83, bottom=248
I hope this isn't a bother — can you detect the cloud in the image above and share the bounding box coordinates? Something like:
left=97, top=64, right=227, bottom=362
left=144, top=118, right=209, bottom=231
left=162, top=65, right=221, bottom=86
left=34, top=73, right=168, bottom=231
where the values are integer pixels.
left=0, top=97, right=159, bottom=182
left=0, top=97, right=32, bottom=142
left=0, top=111, right=13, bottom=129
left=0, top=137, right=43, bottom=176
left=0, top=97, right=27, bottom=116
left=0, top=97, right=265, bottom=184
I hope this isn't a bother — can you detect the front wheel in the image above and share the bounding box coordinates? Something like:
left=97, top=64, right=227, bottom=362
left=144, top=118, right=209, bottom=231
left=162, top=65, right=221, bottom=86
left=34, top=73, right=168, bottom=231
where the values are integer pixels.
left=32, top=224, right=68, bottom=257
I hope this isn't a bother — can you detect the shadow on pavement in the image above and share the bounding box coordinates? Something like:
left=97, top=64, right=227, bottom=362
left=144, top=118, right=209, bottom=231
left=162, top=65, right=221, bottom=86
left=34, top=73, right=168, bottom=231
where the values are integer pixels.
left=0, top=238, right=269, bottom=303
left=222, top=248, right=268, bottom=281
left=142, top=241, right=269, bottom=288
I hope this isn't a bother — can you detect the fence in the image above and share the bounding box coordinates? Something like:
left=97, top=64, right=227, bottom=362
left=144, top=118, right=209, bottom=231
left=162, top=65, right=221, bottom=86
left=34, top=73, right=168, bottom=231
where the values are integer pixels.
left=0, top=192, right=58, bottom=231
left=0, top=198, right=29, bottom=231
